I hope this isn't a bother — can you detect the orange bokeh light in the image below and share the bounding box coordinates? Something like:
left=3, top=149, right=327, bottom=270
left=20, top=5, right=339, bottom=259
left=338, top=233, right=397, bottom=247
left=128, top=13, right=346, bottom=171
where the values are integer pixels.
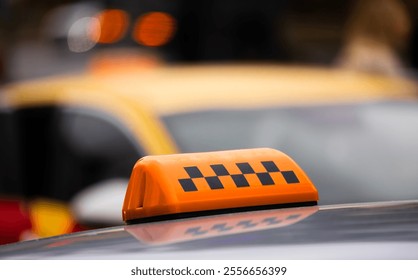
left=133, top=12, right=176, bottom=47
left=88, top=51, right=162, bottom=75
left=92, top=9, right=129, bottom=44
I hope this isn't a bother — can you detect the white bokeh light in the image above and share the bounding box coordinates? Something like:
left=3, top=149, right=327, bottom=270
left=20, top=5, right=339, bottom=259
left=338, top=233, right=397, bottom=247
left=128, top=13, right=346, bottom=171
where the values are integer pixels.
left=67, top=17, right=100, bottom=53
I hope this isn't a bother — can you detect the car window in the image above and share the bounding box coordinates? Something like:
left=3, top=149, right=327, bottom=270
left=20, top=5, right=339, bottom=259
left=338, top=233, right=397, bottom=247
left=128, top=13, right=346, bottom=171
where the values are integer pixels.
left=162, top=100, right=418, bottom=204
left=12, top=105, right=143, bottom=201
left=0, top=108, right=21, bottom=195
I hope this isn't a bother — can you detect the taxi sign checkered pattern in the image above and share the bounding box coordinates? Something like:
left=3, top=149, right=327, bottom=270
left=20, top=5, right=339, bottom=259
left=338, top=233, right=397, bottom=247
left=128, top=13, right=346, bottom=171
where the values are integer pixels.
left=122, top=148, right=318, bottom=222
left=179, top=161, right=299, bottom=192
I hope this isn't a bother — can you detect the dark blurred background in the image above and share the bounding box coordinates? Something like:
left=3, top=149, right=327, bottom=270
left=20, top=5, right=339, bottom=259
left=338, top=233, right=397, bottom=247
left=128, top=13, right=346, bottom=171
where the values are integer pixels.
left=0, top=0, right=417, bottom=83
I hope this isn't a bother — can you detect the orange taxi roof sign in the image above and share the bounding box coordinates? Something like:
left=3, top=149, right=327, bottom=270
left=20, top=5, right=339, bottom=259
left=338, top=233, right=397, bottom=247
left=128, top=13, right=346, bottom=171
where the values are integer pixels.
left=122, top=148, right=318, bottom=222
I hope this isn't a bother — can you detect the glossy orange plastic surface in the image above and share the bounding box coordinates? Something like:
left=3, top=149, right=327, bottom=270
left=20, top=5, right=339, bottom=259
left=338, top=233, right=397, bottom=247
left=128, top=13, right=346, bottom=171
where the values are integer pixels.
left=122, top=148, right=318, bottom=222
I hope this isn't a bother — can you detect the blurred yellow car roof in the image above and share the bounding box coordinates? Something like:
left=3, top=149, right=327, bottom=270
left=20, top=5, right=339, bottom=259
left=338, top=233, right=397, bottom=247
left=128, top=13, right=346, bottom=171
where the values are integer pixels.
left=3, top=64, right=417, bottom=115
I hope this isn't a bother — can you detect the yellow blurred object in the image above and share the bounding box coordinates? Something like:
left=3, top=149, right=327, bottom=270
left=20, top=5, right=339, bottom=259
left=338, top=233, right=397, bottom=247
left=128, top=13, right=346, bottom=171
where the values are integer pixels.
left=2, top=65, right=417, bottom=154
left=2, top=76, right=178, bottom=155
left=88, top=65, right=418, bottom=114
left=29, top=199, right=75, bottom=238
left=5, top=65, right=416, bottom=112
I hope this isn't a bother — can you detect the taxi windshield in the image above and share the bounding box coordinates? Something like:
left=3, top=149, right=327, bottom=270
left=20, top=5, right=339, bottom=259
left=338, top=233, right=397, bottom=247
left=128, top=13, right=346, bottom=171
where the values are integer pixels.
left=162, top=100, right=418, bottom=205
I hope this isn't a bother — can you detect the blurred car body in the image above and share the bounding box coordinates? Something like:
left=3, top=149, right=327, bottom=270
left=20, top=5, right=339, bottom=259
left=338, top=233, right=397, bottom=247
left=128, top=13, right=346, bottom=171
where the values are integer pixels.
left=0, top=200, right=418, bottom=259
left=1, top=63, right=418, bottom=244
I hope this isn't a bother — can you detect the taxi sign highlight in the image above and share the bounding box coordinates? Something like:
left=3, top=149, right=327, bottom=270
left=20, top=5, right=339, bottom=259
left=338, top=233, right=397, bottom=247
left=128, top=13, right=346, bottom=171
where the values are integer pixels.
left=122, top=148, right=318, bottom=222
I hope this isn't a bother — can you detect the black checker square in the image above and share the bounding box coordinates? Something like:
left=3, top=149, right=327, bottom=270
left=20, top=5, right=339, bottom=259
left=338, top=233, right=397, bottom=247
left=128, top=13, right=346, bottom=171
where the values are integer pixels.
left=257, top=172, right=275, bottom=185
left=237, top=220, right=258, bottom=228
left=205, top=176, right=224, bottom=190
left=282, top=171, right=299, bottom=184
left=186, top=227, right=207, bottom=236
left=212, top=223, right=233, bottom=232
left=184, top=166, right=204, bottom=178
left=231, top=174, right=250, bottom=187
left=210, top=164, right=230, bottom=176
left=263, top=217, right=282, bottom=225
left=261, top=161, right=280, bottom=172
left=236, top=162, right=255, bottom=174
left=179, top=178, right=198, bottom=192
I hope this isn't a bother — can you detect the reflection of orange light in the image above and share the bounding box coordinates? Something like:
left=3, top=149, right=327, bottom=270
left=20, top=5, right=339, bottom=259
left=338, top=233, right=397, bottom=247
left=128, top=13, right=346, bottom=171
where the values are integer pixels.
left=133, top=12, right=176, bottom=47
left=127, top=206, right=318, bottom=245
left=92, top=9, right=129, bottom=44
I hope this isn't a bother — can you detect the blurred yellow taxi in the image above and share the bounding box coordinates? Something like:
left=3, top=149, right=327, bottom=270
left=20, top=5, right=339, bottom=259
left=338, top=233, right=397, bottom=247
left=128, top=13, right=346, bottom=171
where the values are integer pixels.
left=1, top=63, right=417, bottom=243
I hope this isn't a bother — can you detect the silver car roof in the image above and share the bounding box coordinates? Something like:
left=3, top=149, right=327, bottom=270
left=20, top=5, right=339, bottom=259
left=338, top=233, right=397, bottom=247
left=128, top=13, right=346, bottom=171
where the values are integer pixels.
left=1, top=200, right=418, bottom=259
